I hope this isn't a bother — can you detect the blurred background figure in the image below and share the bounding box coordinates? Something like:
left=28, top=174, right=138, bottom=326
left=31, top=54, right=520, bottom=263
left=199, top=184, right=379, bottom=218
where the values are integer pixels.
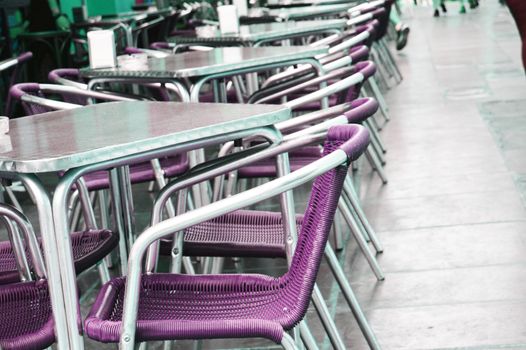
left=506, top=0, right=526, bottom=71
left=432, top=0, right=479, bottom=17
left=390, top=0, right=410, bottom=50
left=432, top=0, right=448, bottom=17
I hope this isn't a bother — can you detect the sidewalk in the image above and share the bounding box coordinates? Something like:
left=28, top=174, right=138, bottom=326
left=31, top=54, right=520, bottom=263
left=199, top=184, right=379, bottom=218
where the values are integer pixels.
left=350, top=1, right=526, bottom=348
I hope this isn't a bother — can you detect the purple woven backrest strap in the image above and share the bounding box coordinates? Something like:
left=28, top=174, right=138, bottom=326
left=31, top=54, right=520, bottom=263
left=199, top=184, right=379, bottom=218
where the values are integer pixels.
left=9, top=83, right=55, bottom=116
left=48, top=68, right=81, bottom=83
left=344, top=97, right=379, bottom=124
left=281, top=124, right=370, bottom=324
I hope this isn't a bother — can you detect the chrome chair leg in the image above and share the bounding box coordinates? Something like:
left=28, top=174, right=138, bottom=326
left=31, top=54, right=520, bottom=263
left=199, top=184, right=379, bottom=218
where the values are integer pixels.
left=311, top=284, right=346, bottom=350
left=338, top=197, right=384, bottom=281
left=366, top=80, right=391, bottom=123
left=340, top=189, right=371, bottom=243
left=324, top=245, right=382, bottom=350
left=371, top=45, right=394, bottom=85
left=282, top=332, right=300, bottom=350
left=380, top=38, right=403, bottom=83
left=365, top=122, right=387, bottom=166
left=343, top=177, right=383, bottom=254
left=5, top=185, right=22, bottom=211
left=299, top=321, right=320, bottom=350
left=97, top=258, right=111, bottom=284
left=333, top=210, right=345, bottom=251
left=365, top=148, right=388, bottom=185
left=365, top=119, right=388, bottom=154
left=67, top=189, right=81, bottom=231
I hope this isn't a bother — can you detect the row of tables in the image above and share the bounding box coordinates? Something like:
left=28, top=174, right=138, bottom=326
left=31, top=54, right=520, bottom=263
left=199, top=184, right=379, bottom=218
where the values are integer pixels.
left=1, top=1, right=368, bottom=348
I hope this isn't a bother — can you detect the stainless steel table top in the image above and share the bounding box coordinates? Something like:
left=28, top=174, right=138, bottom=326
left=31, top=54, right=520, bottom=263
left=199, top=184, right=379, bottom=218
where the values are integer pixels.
left=80, top=46, right=327, bottom=79
left=0, top=101, right=290, bottom=173
left=169, top=19, right=347, bottom=45
left=267, top=4, right=352, bottom=19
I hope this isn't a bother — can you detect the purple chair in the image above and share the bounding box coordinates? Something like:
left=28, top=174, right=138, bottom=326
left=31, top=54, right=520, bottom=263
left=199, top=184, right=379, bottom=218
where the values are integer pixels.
left=8, top=83, right=189, bottom=193
left=85, top=124, right=370, bottom=349
left=0, top=229, right=118, bottom=285
left=252, top=62, right=388, bottom=185
left=0, top=203, right=115, bottom=349
left=1, top=52, right=33, bottom=116
left=159, top=98, right=383, bottom=349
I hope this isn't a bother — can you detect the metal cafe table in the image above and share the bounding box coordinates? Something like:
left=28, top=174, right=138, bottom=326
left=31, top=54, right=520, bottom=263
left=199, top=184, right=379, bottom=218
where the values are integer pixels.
left=168, top=19, right=347, bottom=47
left=0, top=101, right=291, bottom=349
left=79, top=46, right=329, bottom=102
left=80, top=46, right=329, bottom=210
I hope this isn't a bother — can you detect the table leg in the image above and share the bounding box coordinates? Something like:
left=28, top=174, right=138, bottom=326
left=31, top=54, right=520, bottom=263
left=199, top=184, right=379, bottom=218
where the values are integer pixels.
left=109, top=168, right=129, bottom=275
left=118, top=166, right=136, bottom=247
left=275, top=152, right=298, bottom=264
left=16, top=173, right=79, bottom=350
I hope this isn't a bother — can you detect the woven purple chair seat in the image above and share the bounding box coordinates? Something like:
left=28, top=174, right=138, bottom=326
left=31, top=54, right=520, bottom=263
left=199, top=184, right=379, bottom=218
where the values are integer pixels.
left=158, top=210, right=302, bottom=258
left=0, top=229, right=118, bottom=285
left=157, top=210, right=305, bottom=258
left=86, top=273, right=303, bottom=343
left=77, top=155, right=189, bottom=191
left=0, top=280, right=54, bottom=349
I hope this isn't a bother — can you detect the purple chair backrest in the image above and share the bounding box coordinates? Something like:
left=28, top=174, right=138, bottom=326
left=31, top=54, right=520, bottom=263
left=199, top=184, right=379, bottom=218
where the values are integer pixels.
left=337, top=60, right=376, bottom=104
left=276, top=124, right=370, bottom=326
left=48, top=68, right=89, bottom=105
left=9, top=83, right=56, bottom=116
left=3, top=52, right=33, bottom=116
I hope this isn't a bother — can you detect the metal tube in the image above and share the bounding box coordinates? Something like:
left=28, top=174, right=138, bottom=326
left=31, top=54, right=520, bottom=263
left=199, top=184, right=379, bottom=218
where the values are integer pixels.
left=276, top=152, right=298, bottom=264
left=299, top=321, right=320, bottom=350
left=311, top=285, right=346, bottom=350
left=324, top=244, right=382, bottom=350
left=365, top=148, right=388, bottom=184
left=338, top=197, right=384, bottom=280
left=76, top=178, right=97, bottom=230
left=109, top=168, right=129, bottom=275
left=1, top=217, right=31, bottom=281
left=118, top=166, right=136, bottom=248
left=18, top=173, right=72, bottom=349
left=343, top=177, right=383, bottom=253
left=282, top=333, right=299, bottom=350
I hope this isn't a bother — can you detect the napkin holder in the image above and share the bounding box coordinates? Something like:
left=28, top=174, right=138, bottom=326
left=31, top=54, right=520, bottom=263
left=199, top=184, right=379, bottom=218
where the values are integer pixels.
left=217, top=5, right=240, bottom=34
left=87, top=30, right=117, bottom=69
